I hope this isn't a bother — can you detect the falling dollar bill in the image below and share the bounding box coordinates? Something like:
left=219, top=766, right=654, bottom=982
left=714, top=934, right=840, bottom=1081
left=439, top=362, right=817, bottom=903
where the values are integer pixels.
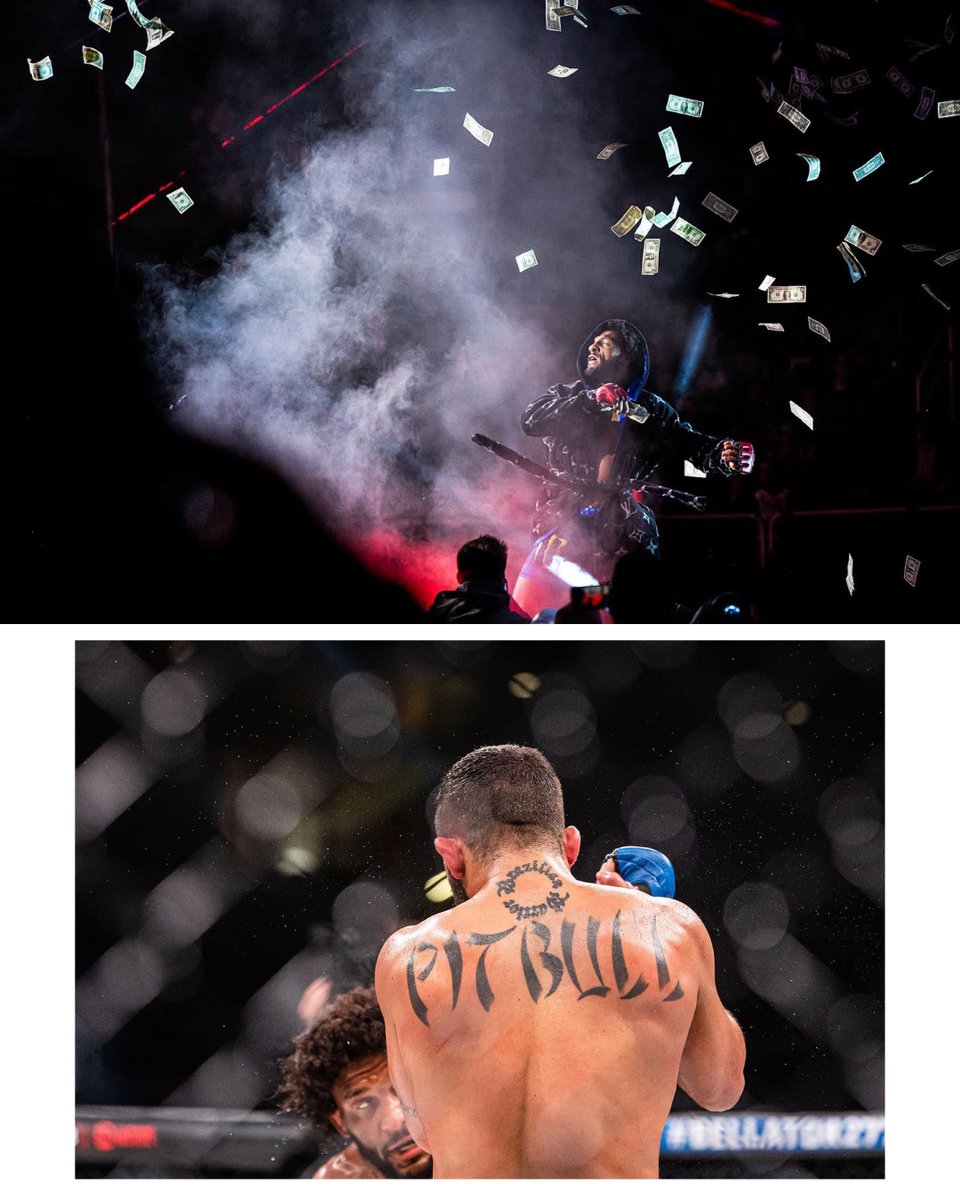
left=790, top=401, right=814, bottom=429
left=759, top=274, right=775, bottom=290
left=27, top=56, right=53, bottom=81
left=749, top=141, right=769, bottom=165
left=89, top=2, right=113, bottom=32
left=684, top=461, right=708, bottom=478
left=546, top=0, right=561, bottom=32
left=670, top=218, right=706, bottom=246
left=167, top=187, right=194, bottom=214
left=816, top=43, right=850, bottom=62
left=903, top=555, right=921, bottom=587
left=844, top=225, right=881, bottom=256
left=652, top=195, right=679, bottom=227
left=515, top=250, right=538, bottom=272
left=768, top=285, right=806, bottom=303
left=633, top=206, right=656, bottom=240
left=597, top=142, right=627, bottom=159
left=947, top=13, right=955, bottom=43
left=702, top=192, right=738, bottom=222
left=935, top=248, right=960, bottom=267
left=666, top=94, right=703, bottom=117
left=902, top=244, right=936, bottom=252
left=433, top=158, right=450, bottom=176
left=548, top=65, right=578, bottom=77
left=846, top=554, right=855, bottom=596
left=125, top=0, right=152, bottom=26
left=921, top=283, right=951, bottom=310
left=758, top=323, right=784, bottom=331
left=906, top=40, right=938, bottom=61
left=808, top=316, right=831, bottom=341
left=658, top=126, right=681, bottom=167
left=669, top=161, right=692, bottom=176
left=611, top=4, right=642, bottom=12
left=414, top=86, right=456, bottom=92
left=937, top=100, right=960, bottom=117
left=144, top=19, right=175, bottom=50
left=837, top=242, right=864, bottom=282
left=463, top=112, right=493, bottom=145
left=852, top=152, right=884, bottom=181
left=909, top=169, right=933, bottom=184
left=82, top=46, right=104, bottom=69
left=707, top=292, right=739, bottom=298
left=831, top=69, right=871, bottom=93
left=641, top=239, right=660, bottom=275
left=886, top=66, right=914, bottom=96
left=125, top=49, right=146, bottom=89
left=796, top=153, right=821, bottom=180
left=554, top=2, right=587, bottom=22
left=757, top=77, right=774, bottom=104
left=611, top=205, right=643, bottom=236
left=777, top=99, right=810, bottom=132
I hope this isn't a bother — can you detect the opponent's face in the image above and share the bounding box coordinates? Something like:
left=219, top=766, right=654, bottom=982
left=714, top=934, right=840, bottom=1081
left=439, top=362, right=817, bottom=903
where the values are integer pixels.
left=585, top=329, right=631, bottom=385
left=330, top=1053, right=432, bottom=1178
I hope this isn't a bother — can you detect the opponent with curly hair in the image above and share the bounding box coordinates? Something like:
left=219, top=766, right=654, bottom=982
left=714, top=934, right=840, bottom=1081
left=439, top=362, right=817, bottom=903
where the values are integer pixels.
left=277, top=985, right=432, bottom=1178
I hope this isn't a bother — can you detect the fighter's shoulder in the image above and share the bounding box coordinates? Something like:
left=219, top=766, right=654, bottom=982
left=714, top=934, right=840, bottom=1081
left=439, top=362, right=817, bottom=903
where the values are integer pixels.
left=376, top=914, right=445, bottom=973
left=651, top=896, right=714, bottom=952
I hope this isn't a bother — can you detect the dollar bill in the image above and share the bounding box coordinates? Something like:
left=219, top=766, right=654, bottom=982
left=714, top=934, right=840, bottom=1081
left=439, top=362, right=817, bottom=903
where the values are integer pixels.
left=596, top=142, right=627, bottom=159
left=886, top=66, right=914, bottom=96
left=633, top=206, right=656, bottom=240
left=749, top=141, right=769, bottom=165
left=937, top=100, right=960, bottom=117
left=786, top=73, right=802, bottom=108
left=684, top=461, right=708, bottom=478
left=641, top=239, right=660, bottom=275
left=433, top=157, right=450, bottom=176
left=27, top=55, right=53, bottom=81
left=555, top=2, right=586, bottom=22
left=167, top=187, right=194, bottom=214
left=844, top=225, right=881, bottom=256
left=611, top=4, right=641, bottom=12
left=124, top=0, right=152, bottom=26
left=652, top=195, right=679, bottom=227
left=934, top=248, right=960, bottom=267
left=658, top=126, right=681, bottom=167
left=921, top=283, right=950, bottom=310
left=846, top=554, right=855, bottom=596
left=756, top=77, right=774, bottom=104
left=831, top=69, right=871, bottom=93
left=125, top=49, right=146, bottom=89
left=807, top=316, right=831, bottom=342
left=668, top=161, right=691, bottom=176
left=909, top=169, right=933, bottom=184
left=823, top=110, right=859, bottom=127
left=789, top=401, right=814, bottom=430
left=947, top=14, right=955, bottom=44
left=82, top=46, right=104, bottom=69
left=89, top=2, right=113, bottom=32
left=463, top=112, right=493, bottom=145
left=777, top=99, right=810, bottom=133
left=414, top=86, right=456, bottom=92
left=912, top=87, right=935, bottom=120
left=702, top=192, right=738, bottom=222
left=144, top=19, right=175, bottom=50
left=837, top=242, right=864, bottom=282
left=768, top=285, right=806, bottom=303
left=903, top=555, right=921, bottom=587
left=758, top=323, right=784, bottom=331
left=706, top=292, right=739, bottom=298
left=815, top=43, right=849, bottom=62
left=545, top=0, right=561, bottom=31
left=515, top=250, right=538, bottom=272
left=611, top=205, right=642, bottom=236
left=902, top=244, right=936, bottom=252
left=852, top=152, right=884, bottom=181
left=666, top=94, right=704, bottom=118
left=796, top=152, right=821, bottom=180
left=759, top=275, right=775, bottom=290
left=670, top=218, right=706, bottom=246
left=548, top=65, right=578, bottom=77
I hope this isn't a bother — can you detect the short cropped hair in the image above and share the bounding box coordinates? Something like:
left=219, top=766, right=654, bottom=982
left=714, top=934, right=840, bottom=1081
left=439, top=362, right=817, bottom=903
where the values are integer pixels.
left=275, top=986, right=385, bottom=1130
left=433, top=744, right=565, bottom=862
left=457, top=535, right=508, bottom=582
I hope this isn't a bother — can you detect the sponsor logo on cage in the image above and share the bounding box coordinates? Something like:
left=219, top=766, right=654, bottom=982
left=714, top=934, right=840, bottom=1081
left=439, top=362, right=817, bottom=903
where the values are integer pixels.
left=661, top=1113, right=885, bottom=1153
left=76, top=1121, right=159, bottom=1151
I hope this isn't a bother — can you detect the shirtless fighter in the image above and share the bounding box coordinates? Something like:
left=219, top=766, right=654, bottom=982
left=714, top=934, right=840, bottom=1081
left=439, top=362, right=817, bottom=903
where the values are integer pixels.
left=375, top=744, right=745, bottom=1178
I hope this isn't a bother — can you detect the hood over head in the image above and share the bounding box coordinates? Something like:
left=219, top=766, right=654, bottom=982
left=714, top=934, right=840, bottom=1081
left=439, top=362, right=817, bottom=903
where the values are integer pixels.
left=577, top=318, right=650, bottom=390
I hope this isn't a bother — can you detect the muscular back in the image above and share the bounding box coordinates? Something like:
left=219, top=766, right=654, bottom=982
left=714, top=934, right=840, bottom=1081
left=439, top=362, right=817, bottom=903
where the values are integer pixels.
left=376, top=858, right=722, bottom=1178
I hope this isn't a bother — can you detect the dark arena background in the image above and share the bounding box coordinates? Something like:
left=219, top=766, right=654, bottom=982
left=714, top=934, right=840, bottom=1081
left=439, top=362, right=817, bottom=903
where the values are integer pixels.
left=11, top=1, right=960, bottom=621
left=75, top=639, right=884, bottom=1178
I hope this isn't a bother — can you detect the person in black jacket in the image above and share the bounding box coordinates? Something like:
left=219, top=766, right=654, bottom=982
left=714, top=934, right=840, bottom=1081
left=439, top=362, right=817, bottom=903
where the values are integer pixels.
left=518, top=319, right=753, bottom=603
left=427, top=534, right=531, bottom=623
